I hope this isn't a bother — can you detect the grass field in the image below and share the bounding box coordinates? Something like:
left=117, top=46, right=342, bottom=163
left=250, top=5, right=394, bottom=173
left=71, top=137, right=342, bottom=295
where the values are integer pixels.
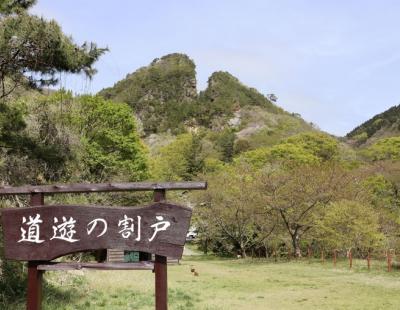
left=7, top=250, right=400, bottom=310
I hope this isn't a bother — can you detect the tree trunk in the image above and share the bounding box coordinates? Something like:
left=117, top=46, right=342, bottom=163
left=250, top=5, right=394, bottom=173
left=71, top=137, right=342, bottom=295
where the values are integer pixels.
left=367, top=251, right=371, bottom=270
left=291, top=233, right=302, bottom=258
left=348, top=249, right=352, bottom=269
left=240, top=242, right=247, bottom=258
left=204, top=238, right=208, bottom=255
left=333, top=250, right=337, bottom=267
left=387, top=250, right=392, bottom=272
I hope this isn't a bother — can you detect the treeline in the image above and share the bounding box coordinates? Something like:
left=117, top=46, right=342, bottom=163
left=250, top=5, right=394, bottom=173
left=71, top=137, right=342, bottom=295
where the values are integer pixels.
left=148, top=135, right=396, bottom=262
left=147, top=125, right=400, bottom=259
left=193, top=161, right=400, bottom=259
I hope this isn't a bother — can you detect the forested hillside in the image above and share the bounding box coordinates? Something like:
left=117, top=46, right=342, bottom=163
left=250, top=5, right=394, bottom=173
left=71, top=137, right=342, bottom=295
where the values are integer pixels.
left=100, top=54, right=197, bottom=134
left=99, top=53, right=319, bottom=181
left=96, top=52, right=400, bottom=262
left=99, top=53, right=312, bottom=137
left=346, top=104, right=400, bottom=164
left=347, top=104, right=400, bottom=145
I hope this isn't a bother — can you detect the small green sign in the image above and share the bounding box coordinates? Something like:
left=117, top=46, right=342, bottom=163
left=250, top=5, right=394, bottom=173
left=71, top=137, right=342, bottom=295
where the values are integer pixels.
left=124, top=251, right=140, bottom=262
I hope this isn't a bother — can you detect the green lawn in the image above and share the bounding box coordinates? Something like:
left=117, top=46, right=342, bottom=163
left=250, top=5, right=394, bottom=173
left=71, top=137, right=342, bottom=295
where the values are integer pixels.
left=8, top=254, right=400, bottom=309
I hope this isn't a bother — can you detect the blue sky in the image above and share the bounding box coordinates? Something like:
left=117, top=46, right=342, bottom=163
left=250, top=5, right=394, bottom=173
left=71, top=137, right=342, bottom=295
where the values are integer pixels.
left=31, top=1, right=400, bottom=136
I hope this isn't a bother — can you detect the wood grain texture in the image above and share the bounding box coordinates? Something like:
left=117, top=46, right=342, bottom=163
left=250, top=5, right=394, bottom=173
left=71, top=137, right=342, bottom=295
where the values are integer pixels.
left=155, top=254, right=168, bottom=310
left=1, top=202, right=192, bottom=261
left=37, top=261, right=154, bottom=271
left=154, top=189, right=168, bottom=310
left=0, top=182, right=207, bottom=195
left=27, top=193, right=45, bottom=310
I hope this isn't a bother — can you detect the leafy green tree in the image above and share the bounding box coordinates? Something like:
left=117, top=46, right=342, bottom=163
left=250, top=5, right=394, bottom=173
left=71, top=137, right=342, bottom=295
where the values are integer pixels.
left=258, top=163, right=361, bottom=257
left=74, top=95, right=148, bottom=182
left=0, top=91, right=149, bottom=185
left=363, top=174, right=398, bottom=210
left=363, top=137, right=400, bottom=161
left=268, top=143, right=320, bottom=164
left=362, top=170, right=400, bottom=249
left=236, top=131, right=339, bottom=169
left=215, top=129, right=235, bottom=162
left=0, top=0, right=107, bottom=180
left=150, top=133, right=204, bottom=181
left=314, top=200, right=385, bottom=253
left=236, top=144, right=319, bottom=169
left=0, top=0, right=36, bottom=14
left=234, top=147, right=271, bottom=169
left=283, top=132, right=339, bottom=161
left=194, top=164, right=275, bottom=257
left=203, top=157, right=225, bottom=173
left=0, top=92, right=75, bottom=184
left=233, top=138, right=250, bottom=155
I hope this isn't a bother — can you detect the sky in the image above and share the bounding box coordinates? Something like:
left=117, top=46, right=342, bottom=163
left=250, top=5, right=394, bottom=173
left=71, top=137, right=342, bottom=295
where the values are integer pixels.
left=31, top=0, right=400, bottom=136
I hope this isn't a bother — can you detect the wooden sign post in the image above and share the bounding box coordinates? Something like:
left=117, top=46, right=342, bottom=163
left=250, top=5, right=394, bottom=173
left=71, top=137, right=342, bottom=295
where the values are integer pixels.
left=0, top=181, right=206, bottom=310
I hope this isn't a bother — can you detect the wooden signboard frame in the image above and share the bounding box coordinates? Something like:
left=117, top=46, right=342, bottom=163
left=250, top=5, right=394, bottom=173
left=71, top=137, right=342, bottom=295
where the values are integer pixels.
left=0, top=181, right=207, bottom=310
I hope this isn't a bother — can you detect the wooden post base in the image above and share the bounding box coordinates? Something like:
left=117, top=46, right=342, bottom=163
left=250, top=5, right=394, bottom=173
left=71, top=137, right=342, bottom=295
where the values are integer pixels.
left=155, top=255, right=168, bottom=310
left=27, top=262, right=43, bottom=310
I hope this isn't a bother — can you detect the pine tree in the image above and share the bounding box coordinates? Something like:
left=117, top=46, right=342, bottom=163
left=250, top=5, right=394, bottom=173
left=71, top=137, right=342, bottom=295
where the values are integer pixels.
left=0, top=0, right=107, bottom=99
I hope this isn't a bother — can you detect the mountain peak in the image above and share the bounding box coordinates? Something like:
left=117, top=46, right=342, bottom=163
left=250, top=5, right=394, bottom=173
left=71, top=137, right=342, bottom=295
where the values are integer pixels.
left=150, top=53, right=195, bottom=66
left=98, top=54, right=295, bottom=135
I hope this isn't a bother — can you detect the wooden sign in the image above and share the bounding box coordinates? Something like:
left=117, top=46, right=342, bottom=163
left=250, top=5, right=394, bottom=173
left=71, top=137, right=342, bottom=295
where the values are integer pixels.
left=1, top=202, right=192, bottom=261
